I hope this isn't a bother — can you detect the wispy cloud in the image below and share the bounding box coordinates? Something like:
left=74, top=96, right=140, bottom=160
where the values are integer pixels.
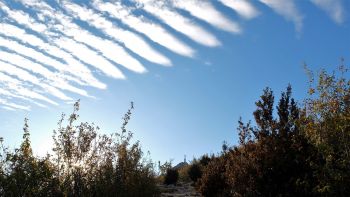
left=62, top=1, right=172, bottom=66
left=219, top=0, right=259, bottom=19
left=259, top=0, right=303, bottom=32
left=54, top=37, right=126, bottom=79
left=0, top=23, right=106, bottom=89
left=92, top=0, right=195, bottom=57
left=20, top=0, right=147, bottom=74
left=0, top=0, right=226, bottom=110
left=0, top=50, right=87, bottom=97
left=0, top=36, right=69, bottom=74
left=0, top=88, right=46, bottom=109
left=310, top=0, right=345, bottom=24
left=0, top=72, right=57, bottom=106
left=1, top=106, right=17, bottom=111
left=0, top=60, right=72, bottom=101
left=171, top=0, right=241, bottom=33
left=0, top=3, right=114, bottom=88
left=53, top=16, right=146, bottom=74
left=0, top=0, right=344, bottom=111
left=0, top=97, right=31, bottom=111
left=134, top=0, right=221, bottom=47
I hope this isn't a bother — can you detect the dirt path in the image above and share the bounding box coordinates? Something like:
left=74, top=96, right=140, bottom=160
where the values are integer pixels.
left=158, top=182, right=201, bottom=197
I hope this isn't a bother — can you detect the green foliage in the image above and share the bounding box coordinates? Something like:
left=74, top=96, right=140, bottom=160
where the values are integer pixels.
left=0, top=102, right=159, bottom=196
left=163, top=168, right=179, bottom=185
left=302, top=64, right=350, bottom=195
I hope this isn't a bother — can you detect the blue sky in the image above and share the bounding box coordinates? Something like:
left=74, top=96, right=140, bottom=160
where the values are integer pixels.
left=0, top=0, right=349, bottom=164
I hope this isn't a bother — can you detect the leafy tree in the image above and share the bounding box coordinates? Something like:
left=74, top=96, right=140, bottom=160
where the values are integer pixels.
left=302, top=65, right=350, bottom=195
left=198, top=86, right=317, bottom=196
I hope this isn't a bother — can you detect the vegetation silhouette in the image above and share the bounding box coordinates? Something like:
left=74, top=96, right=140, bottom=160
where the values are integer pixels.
left=163, top=168, right=179, bottom=185
left=193, top=64, right=350, bottom=196
left=0, top=63, right=349, bottom=196
left=0, top=102, right=159, bottom=196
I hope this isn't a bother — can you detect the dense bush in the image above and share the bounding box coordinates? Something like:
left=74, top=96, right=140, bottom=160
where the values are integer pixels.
left=197, top=86, right=318, bottom=196
left=178, top=164, right=191, bottom=182
left=187, top=163, right=202, bottom=183
left=0, top=102, right=159, bottom=196
left=198, top=156, right=229, bottom=196
left=163, top=168, right=179, bottom=185
left=199, top=154, right=212, bottom=166
left=196, top=65, right=350, bottom=196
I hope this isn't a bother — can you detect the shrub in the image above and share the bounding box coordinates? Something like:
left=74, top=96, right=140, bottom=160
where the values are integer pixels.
left=164, top=168, right=179, bottom=185
left=199, top=155, right=212, bottom=166
left=188, top=163, right=202, bottom=183
left=197, top=85, right=317, bottom=196
left=178, top=165, right=191, bottom=182
left=0, top=101, right=160, bottom=196
left=197, top=156, right=229, bottom=197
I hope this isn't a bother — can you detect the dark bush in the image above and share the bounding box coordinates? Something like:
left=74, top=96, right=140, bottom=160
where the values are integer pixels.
left=199, top=155, right=212, bottom=166
left=188, top=163, right=202, bottom=183
left=164, top=169, right=179, bottom=185
left=197, top=85, right=318, bottom=196
left=197, top=157, right=229, bottom=197
left=0, top=102, right=160, bottom=196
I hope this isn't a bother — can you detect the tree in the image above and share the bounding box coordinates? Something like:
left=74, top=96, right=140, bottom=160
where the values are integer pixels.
left=302, top=65, right=350, bottom=195
left=198, top=86, right=317, bottom=196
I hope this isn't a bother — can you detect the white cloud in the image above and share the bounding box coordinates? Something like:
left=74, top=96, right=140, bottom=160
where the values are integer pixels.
left=0, top=97, right=31, bottom=111
left=0, top=88, right=44, bottom=108
left=19, top=0, right=147, bottom=74
left=259, top=0, right=303, bottom=32
left=0, top=72, right=58, bottom=105
left=53, top=37, right=126, bottom=79
left=0, top=1, right=47, bottom=33
left=0, top=0, right=333, bottom=111
left=0, top=50, right=88, bottom=97
left=1, top=106, right=16, bottom=111
left=0, top=36, right=69, bottom=74
left=172, top=0, right=241, bottom=33
left=93, top=0, right=195, bottom=57
left=1, top=3, right=112, bottom=90
left=0, top=60, right=72, bottom=101
left=53, top=14, right=146, bottom=74
left=62, top=1, right=172, bottom=66
left=0, top=23, right=106, bottom=89
left=134, top=0, right=221, bottom=47
left=0, top=36, right=92, bottom=96
left=219, top=0, right=259, bottom=19
left=310, top=0, right=345, bottom=24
